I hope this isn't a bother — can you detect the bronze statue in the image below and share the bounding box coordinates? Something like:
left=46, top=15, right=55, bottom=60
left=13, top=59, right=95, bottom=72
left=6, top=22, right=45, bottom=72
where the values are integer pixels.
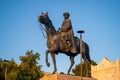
left=38, top=12, right=91, bottom=75
left=60, top=12, right=77, bottom=53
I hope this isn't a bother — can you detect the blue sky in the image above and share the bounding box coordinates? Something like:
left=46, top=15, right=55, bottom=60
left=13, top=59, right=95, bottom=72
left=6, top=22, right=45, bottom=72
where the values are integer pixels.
left=0, top=0, right=120, bottom=74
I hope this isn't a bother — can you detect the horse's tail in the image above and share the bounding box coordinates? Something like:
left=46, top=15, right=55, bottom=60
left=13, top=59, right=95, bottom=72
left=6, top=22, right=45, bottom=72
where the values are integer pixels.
left=85, top=42, right=91, bottom=62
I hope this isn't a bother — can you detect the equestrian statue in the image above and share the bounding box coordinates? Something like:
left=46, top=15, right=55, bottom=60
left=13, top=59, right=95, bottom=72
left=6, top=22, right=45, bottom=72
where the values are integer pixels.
left=38, top=12, right=91, bottom=75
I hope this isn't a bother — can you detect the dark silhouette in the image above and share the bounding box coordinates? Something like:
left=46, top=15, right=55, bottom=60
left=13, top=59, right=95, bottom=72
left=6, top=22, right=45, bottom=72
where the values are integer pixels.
left=60, top=12, right=77, bottom=53
left=38, top=12, right=91, bottom=75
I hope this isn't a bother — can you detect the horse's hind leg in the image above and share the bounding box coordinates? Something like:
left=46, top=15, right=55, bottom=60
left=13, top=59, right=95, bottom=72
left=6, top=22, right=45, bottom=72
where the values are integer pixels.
left=50, top=52, right=57, bottom=74
left=67, top=56, right=74, bottom=75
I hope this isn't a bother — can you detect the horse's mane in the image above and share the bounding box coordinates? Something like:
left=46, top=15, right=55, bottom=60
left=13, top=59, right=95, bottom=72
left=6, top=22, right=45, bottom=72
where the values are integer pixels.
left=49, top=19, right=56, bottom=33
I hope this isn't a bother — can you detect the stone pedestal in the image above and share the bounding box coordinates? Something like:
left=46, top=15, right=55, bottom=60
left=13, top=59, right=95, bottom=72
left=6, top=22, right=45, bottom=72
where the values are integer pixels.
left=40, top=74, right=96, bottom=80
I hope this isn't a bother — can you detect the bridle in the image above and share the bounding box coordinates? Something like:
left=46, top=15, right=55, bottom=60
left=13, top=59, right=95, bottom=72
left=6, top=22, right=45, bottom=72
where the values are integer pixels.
left=38, top=22, right=47, bottom=39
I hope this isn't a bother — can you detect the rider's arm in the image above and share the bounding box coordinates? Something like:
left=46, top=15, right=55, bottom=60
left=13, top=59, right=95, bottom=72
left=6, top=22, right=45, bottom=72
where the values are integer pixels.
left=61, top=19, right=72, bottom=32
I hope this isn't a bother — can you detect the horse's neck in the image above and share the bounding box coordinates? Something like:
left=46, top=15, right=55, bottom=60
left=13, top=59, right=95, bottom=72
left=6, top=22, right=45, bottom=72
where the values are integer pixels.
left=45, top=22, right=56, bottom=38
left=46, top=26, right=56, bottom=38
left=49, top=19, right=56, bottom=33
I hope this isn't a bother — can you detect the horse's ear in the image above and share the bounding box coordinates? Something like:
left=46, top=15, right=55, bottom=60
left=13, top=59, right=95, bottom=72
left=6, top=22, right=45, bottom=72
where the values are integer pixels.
left=41, top=12, right=43, bottom=14
left=46, top=12, right=48, bottom=15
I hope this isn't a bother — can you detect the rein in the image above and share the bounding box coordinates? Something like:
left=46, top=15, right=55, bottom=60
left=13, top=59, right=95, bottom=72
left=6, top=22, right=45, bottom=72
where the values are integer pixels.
left=38, top=23, right=47, bottom=39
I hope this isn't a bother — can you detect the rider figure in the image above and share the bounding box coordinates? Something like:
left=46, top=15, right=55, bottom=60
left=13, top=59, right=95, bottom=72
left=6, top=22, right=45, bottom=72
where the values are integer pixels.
left=60, top=12, right=78, bottom=53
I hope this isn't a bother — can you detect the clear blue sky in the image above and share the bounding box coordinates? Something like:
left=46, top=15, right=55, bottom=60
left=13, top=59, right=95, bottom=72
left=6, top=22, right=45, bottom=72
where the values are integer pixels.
left=0, top=0, right=120, bottom=74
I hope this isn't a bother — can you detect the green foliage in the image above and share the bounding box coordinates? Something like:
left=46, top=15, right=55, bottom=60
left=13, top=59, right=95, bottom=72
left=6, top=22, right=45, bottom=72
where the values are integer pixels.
left=17, top=50, right=40, bottom=80
left=0, top=50, right=44, bottom=80
left=7, top=70, right=18, bottom=80
left=40, top=70, right=44, bottom=78
left=0, top=59, right=5, bottom=80
left=0, top=58, right=17, bottom=80
left=72, top=60, right=97, bottom=77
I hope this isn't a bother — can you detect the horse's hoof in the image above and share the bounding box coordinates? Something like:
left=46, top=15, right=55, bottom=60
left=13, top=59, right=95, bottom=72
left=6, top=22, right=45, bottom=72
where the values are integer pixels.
left=52, top=69, right=57, bottom=74
left=60, top=72, right=65, bottom=74
left=52, top=72, right=55, bottom=74
left=67, top=71, right=70, bottom=75
left=46, top=62, right=50, bottom=67
left=52, top=71, right=56, bottom=74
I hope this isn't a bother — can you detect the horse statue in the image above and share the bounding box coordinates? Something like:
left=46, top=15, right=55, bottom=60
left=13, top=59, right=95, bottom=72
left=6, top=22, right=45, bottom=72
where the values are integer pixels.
left=38, top=12, right=91, bottom=75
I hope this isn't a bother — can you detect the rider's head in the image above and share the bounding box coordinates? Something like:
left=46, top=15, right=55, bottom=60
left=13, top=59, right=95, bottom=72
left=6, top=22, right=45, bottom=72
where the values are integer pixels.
left=63, top=12, right=70, bottom=19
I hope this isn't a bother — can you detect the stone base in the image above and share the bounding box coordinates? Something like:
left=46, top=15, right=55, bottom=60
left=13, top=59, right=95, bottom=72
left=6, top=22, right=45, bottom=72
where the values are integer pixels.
left=40, top=74, right=96, bottom=80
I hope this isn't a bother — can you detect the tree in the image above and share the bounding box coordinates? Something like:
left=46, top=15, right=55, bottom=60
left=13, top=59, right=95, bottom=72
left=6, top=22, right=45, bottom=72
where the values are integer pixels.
left=40, top=65, right=44, bottom=78
left=0, top=58, right=18, bottom=80
left=0, top=58, right=5, bottom=80
left=17, top=50, right=43, bottom=80
left=72, top=60, right=97, bottom=77
left=6, top=59, right=18, bottom=80
left=0, top=50, right=44, bottom=80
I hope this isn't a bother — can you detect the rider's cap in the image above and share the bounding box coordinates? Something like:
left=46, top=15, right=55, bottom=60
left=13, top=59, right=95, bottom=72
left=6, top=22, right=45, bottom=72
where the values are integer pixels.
left=63, top=12, right=70, bottom=17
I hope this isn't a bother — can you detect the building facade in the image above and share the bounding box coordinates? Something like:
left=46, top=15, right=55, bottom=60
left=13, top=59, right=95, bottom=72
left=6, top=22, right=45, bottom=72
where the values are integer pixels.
left=91, top=57, right=120, bottom=80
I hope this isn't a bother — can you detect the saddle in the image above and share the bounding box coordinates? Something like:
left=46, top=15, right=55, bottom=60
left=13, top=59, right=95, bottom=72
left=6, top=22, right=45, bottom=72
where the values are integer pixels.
left=56, top=30, right=78, bottom=53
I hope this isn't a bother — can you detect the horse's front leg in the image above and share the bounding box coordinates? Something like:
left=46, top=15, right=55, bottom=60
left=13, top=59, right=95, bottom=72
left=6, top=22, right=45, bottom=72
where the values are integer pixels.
left=50, top=52, right=57, bottom=74
left=45, top=50, right=50, bottom=67
left=67, top=56, right=74, bottom=75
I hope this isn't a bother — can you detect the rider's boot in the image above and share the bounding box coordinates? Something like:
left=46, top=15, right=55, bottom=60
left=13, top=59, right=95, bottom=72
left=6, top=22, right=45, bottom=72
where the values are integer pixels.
left=67, top=41, right=78, bottom=53
left=70, top=46, right=78, bottom=53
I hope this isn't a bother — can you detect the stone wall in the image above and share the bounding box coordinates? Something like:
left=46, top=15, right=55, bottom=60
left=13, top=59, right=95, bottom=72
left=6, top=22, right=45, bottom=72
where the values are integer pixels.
left=40, top=74, right=96, bottom=80
left=91, top=57, right=120, bottom=80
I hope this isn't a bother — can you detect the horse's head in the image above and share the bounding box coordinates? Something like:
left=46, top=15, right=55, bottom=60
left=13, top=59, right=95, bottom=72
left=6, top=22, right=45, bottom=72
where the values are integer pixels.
left=38, top=12, right=50, bottom=25
left=38, top=12, right=56, bottom=34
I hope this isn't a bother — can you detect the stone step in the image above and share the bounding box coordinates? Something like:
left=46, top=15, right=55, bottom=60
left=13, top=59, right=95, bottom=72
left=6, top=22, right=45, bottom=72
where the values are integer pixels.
left=40, top=74, right=96, bottom=80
